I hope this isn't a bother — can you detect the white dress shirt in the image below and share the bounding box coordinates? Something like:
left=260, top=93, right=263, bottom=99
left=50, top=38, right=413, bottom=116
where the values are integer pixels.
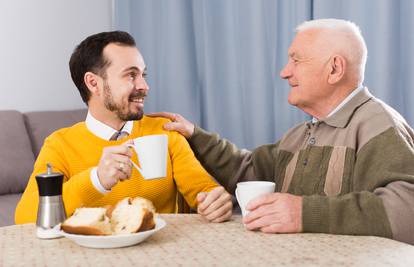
left=85, top=112, right=133, bottom=194
left=312, top=86, right=364, bottom=123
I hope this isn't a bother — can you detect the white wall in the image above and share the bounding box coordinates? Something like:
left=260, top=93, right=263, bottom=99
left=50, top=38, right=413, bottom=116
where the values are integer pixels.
left=0, top=0, right=113, bottom=112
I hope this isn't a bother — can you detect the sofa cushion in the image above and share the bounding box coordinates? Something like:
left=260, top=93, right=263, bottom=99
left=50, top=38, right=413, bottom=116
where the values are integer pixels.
left=0, top=193, right=22, bottom=226
left=0, top=111, right=35, bottom=195
left=24, top=109, right=87, bottom=157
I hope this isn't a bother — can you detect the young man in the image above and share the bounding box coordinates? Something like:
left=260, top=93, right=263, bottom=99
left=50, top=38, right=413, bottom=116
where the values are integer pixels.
left=151, top=19, right=414, bottom=244
left=15, top=31, right=232, bottom=223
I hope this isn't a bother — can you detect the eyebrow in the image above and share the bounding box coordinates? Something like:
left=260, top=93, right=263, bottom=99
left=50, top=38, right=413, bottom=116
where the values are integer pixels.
left=122, top=66, right=147, bottom=74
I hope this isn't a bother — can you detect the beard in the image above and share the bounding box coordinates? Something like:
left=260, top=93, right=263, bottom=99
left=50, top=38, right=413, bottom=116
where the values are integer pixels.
left=103, top=81, right=145, bottom=121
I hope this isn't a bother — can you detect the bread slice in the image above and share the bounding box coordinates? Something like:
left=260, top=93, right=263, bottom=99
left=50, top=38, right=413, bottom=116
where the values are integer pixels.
left=62, top=197, right=156, bottom=236
left=110, top=197, right=156, bottom=235
left=131, top=196, right=156, bottom=213
left=61, top=207, right=111, bottom=235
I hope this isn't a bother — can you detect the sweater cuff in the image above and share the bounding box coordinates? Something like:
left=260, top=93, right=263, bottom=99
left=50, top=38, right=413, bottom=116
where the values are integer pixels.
left=302, top=195, right=330, bottom=233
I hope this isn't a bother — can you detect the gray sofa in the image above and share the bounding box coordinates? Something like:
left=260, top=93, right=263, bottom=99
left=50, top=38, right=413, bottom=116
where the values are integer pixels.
left=0, top=109, right=87, bottom=226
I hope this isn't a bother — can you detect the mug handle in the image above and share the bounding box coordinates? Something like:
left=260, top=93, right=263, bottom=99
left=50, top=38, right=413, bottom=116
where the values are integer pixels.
left=126, top=144, right=144, bottom=176
left=235, top=187, right=240, bottom=203
left=235, top=188, right=246, bottom=217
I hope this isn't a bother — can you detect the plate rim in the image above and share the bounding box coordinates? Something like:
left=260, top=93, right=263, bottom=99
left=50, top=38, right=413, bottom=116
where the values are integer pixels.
left=60, top=217, right=166, bottom=247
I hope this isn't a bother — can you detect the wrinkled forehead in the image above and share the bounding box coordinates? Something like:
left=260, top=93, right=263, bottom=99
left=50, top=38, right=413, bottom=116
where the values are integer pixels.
left=288, top=29, right=324, bottom=57
left=104, top=43, right=146, bottom=72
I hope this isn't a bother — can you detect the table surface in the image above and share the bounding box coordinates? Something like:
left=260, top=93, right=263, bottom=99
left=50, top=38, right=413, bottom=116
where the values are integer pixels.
left=1, top=214, right=413, bottom=267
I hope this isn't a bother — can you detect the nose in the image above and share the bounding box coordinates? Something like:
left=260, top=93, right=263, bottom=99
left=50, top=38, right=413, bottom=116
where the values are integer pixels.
left=280, top=62, right=292, bottom=80
left=135, top=76, right=150, bottom=91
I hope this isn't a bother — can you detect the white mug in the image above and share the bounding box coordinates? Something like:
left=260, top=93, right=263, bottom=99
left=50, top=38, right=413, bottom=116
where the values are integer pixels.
left=235, top=181, right=276, bottom=217
left=127, top=134, right=168, bottom=180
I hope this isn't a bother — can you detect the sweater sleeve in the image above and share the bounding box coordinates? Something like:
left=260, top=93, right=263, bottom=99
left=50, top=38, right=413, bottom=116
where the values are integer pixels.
left=303, top=127, right=414, bottom=244
left=188, top=126, right=278, bottom=193
left=168, top=130, right=219, bottom=209
left=15, top=135, right=105, bottom=224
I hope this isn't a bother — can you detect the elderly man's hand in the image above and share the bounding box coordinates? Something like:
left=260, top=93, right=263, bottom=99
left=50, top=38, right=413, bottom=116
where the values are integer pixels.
left=197, top=186, right=233, bottom=223
left=146, top=112, right=195, bottom=138
left=243, top=193, right=302, bottom=233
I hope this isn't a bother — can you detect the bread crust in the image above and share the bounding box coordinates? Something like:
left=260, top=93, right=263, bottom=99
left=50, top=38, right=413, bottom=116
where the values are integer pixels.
left=61, top=224, right=109, bottom=236
left=137, top=208, right=156, bottom=232
left=62, top=197, right=156, bottom=236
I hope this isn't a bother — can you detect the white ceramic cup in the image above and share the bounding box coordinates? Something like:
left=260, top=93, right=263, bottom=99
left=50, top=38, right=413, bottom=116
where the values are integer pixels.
left=235, top=181, right=276, bottom=217
left=127, top=134, right=168, bottom=180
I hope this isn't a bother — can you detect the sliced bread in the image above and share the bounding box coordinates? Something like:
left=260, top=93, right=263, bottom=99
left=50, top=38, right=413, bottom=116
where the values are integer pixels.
left=61, top=207, right=112, bottom=235
left=61, top=197, right=156, bottom=235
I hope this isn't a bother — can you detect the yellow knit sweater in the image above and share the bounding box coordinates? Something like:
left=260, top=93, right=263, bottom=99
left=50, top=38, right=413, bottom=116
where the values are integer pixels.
left=15, top=116, right=218, bottom=224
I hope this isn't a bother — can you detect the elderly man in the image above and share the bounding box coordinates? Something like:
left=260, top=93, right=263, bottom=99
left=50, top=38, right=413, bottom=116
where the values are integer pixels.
left=15, top=31, right=232, bottom=224
left=150, top=19, right=414, bottom=244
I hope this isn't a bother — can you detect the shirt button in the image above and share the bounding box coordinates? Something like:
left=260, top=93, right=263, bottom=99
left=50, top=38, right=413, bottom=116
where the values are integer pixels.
left=309, top=137, right=316, bottom=145
left=303, top=159, right=308, bottom=165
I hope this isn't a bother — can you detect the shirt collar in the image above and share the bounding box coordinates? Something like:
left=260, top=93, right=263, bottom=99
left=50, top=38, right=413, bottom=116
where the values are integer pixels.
left=321, top=87, right=373, bottom=128
left=311, top=86, right=365, bottom=125
left=85, top=112, right=133, bottom=140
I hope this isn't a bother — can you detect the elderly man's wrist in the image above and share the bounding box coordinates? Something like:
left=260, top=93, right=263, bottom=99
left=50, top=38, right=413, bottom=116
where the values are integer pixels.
left=302, top=195, right=330, bottom=233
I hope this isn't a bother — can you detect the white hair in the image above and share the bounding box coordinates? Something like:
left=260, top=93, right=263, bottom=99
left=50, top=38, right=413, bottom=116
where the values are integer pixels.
left=296, top=19, right=367, bottom=85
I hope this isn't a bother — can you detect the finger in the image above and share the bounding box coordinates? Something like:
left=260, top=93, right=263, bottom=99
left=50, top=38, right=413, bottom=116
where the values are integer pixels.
left=117, top=161, right=132, bottom=178
left=260, top=223, right=284, bottom=233
left=146, top=112, right=176, bottom=120
left=103, top=145, right=133, bottom=157
left=122, top=139, right=134, bottom=146
left=163, top=122, right=185, bottom=132
left=204, top=200, right=232, bottom=222
left=246, top=193, right=279, bottom=211
left=212, top=209, right=232, bottom=223
left=244, top=213, right=280, bottom=231
left=116, top=167, right=130, bottom=181
left=107, top=154, right=133, bottom=166
left=197, top=192, right=207, bottom=203
left=198, top=187, right=224, bottom=211
left=201, top=190, right=231, bottom=215
left=243, top=202, right=279, bottom=224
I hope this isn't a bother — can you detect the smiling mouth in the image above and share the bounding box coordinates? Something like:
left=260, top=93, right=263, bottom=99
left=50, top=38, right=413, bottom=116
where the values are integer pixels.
left=130, top=97, right=145, bottom=104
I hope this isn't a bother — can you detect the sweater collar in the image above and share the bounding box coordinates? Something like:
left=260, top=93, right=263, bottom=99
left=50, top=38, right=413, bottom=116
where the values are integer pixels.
left=317, top=87, right=373, bottom=128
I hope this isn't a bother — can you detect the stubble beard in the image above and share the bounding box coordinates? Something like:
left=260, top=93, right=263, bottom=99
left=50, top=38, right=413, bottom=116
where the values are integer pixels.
left=103, top=82, right=144, bottom=121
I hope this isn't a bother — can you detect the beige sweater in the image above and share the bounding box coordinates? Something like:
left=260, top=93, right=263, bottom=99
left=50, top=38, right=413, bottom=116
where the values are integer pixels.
left=189, top=88, right=414, bottom=244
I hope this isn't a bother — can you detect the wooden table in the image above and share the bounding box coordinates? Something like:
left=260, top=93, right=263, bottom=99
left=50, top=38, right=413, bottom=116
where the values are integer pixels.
left=1, top=214, right=413, bottom=266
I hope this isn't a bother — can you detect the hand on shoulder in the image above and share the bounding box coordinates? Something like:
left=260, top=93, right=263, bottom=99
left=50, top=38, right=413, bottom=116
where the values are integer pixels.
left=146, top=112, right=195, bottom=139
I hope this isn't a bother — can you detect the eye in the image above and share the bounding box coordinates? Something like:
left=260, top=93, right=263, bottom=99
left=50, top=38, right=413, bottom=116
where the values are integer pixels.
left=142, top=71, right=148, bottom=78
left=128, top=72, right=137, bottom=80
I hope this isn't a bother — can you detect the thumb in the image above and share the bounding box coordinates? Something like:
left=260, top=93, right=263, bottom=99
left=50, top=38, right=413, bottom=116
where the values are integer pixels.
left=122, top=139, right=134, bottom=145
left=197, top=192, right=207, bottom=203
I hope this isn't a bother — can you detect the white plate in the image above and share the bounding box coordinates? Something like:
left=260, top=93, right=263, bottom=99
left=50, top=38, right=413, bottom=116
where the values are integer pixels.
left=61, top=217, right=166, bottom=248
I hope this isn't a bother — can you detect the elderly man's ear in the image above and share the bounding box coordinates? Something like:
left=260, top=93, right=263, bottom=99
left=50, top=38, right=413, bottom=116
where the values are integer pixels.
left=327, top=55, right=346, bottom=84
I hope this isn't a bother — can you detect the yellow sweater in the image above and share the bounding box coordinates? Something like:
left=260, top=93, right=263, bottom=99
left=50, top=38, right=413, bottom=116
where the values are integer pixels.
left=15, top=116, right=218, bottom=224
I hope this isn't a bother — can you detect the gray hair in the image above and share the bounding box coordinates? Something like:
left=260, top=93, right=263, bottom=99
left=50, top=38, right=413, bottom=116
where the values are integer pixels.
left=296, top=19, right=367, bottom=85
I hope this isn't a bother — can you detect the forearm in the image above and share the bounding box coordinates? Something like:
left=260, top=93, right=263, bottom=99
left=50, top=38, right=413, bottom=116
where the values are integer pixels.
left=302, top=192, right=392, bottom=238
left=188, top=126, right=256, bottom=191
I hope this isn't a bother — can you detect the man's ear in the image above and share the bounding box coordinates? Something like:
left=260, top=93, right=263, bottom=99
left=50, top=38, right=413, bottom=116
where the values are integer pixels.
left=84, top=72, right=101, bottom=95
left=327, top=55, right=346, bottom=84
